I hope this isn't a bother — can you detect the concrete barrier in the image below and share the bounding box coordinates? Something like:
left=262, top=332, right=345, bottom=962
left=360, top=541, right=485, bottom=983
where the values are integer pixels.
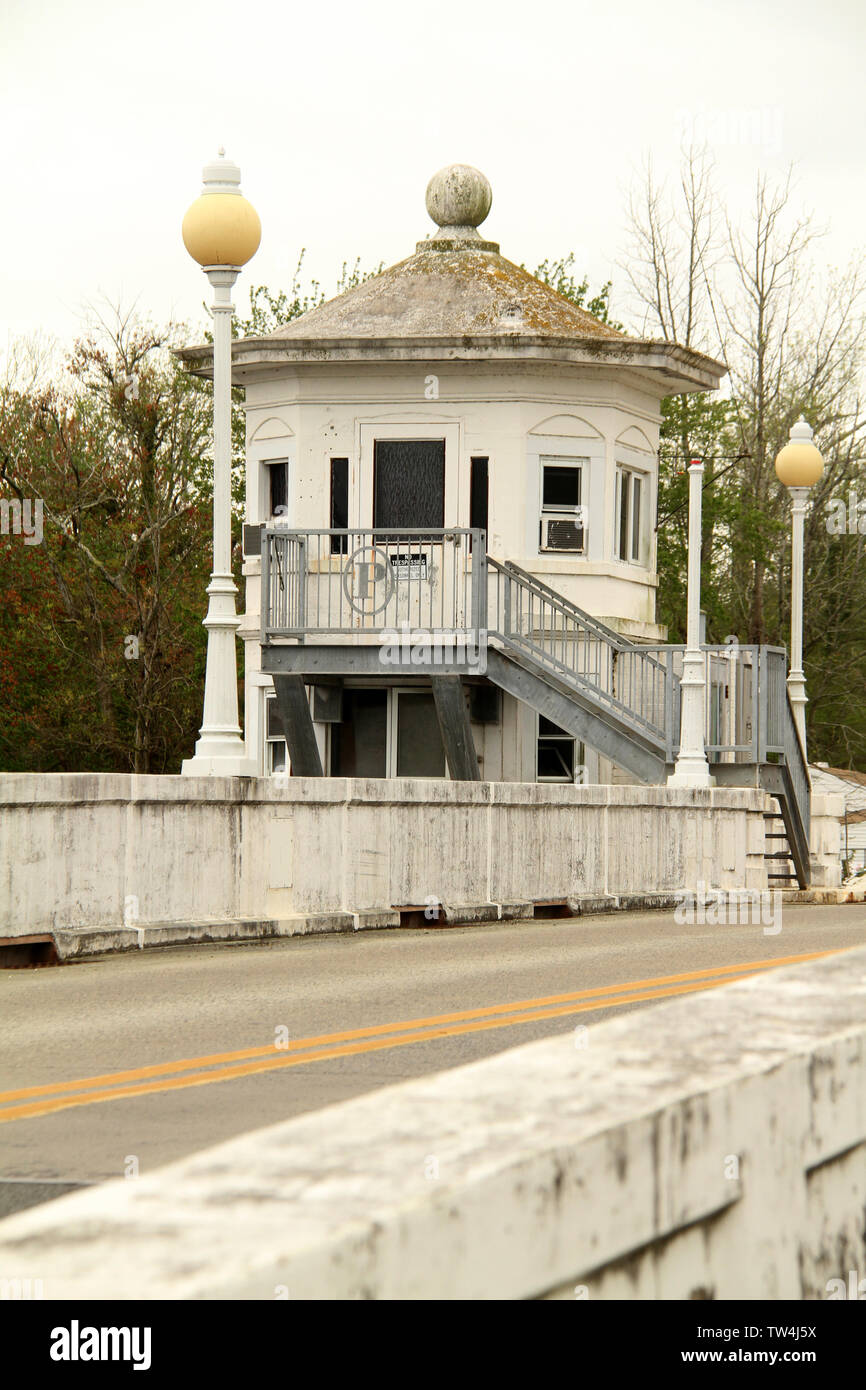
left=0, top=774, right=770, bottom=954
left=0, top=947, right=864, bottom=1299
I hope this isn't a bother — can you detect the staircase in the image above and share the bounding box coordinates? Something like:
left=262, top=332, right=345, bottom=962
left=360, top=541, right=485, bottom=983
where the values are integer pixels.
left=259, top=527, right=813, bottom=888
left=484, top=556, right=812, bottom=888
left=764, top=811, right=799, bottom=887
left=485, top=559, right=674, bottom=783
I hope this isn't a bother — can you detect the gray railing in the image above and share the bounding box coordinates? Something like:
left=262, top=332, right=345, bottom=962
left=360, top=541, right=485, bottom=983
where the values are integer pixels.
left=259, top=532, right=810, bottom=856
left=641, top=642, right=811, bottom=880
left=779, top=681, right=812, bottom=859
left=640, top=644, right=762, bottom=764
left=639, top=645, right=794, bottom=762
left=261, top=528, right=486, bottom=640
left=486, top=558, right=674, bottom=748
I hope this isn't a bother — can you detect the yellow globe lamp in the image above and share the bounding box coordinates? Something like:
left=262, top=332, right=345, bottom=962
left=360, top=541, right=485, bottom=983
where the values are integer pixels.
left=182, top=148, right=261, bottom=268
left=180, top=149, right=261, bottom=779
left=774, top=417, right=824, bottom=758
left=774, top=418, right=824, bottom=488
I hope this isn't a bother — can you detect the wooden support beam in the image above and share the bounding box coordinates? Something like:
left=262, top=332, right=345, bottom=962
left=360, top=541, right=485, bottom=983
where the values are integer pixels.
left=272, top=674, right=323, bottom=777
left=431, top=675, right=480, bottom=781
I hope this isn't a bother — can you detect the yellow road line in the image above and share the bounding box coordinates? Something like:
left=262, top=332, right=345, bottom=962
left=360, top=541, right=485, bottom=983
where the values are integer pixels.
left=0, top=949, right=839, bottom=1126
left=0, top=949, right=831, bottom=1107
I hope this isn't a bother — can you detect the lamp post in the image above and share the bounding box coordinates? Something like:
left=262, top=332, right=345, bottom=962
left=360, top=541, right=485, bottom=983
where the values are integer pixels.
left=668, top=459, right=713, bottom=788
left=774, top=418, right=824, bottom=756
left=181, top=150, right=261, bottom=777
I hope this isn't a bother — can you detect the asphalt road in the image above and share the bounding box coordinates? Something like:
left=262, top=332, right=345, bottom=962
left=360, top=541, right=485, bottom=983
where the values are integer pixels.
left=2, top=902, right=865, bottom=1217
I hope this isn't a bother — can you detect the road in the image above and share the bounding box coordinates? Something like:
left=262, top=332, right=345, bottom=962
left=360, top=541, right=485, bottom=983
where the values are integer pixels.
left=2, top=902, right=865, bottom=1217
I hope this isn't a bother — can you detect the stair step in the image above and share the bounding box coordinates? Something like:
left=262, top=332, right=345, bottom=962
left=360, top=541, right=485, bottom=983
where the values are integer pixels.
left=768, top=873, right=798, bottom=880
left=764, top=851, right=794, bottom=860
left=765, top=834, right=789, bottom=840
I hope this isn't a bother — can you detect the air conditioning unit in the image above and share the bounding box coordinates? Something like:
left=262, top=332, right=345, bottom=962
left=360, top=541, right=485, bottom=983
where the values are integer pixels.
left=540, top=513, right=585, bottom=552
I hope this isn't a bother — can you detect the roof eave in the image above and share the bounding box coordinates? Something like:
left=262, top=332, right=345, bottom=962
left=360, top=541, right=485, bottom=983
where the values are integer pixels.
left=178, top=336, right=726, bottom=393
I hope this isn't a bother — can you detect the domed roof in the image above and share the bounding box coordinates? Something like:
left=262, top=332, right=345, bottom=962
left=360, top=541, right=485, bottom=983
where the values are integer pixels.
left=179, top=164, right=727, bottom=394
left=265, top=163, right=624, bottom=344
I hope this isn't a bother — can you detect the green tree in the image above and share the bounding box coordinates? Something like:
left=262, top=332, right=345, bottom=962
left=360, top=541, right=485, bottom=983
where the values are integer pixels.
left=0, top=311, right=214, bottom=772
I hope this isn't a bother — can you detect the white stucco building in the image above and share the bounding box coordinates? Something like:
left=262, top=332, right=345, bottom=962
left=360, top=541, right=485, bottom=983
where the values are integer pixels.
left=183, top=164, right=729, bottom=788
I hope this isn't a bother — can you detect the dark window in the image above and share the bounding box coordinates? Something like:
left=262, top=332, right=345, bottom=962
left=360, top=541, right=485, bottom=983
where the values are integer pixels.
left=373, top=440, right=445, bottom=531
left=266, top=695, right=288, bottom=774
left=617, top=468, right=644, bottom=562
left=396, top=692, right=447, bottom=777
left=330, top=457, right=349, bottom=553
left=267, top=460, right=288, bottom=519
left=618, top=471, right=630, bottom=560
left=542, top=465, right=581, bottom=510
left=537, top=715, right=577, bottom=783
left=470, top=456, right=489, bottom=543
left=329, top=689, right=388, bottom=777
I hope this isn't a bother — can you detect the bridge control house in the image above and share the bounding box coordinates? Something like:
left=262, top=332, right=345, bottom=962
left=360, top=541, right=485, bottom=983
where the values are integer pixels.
left=0, top=163, right=839, bottom=960
left=180, top=164, right=812, bottom=888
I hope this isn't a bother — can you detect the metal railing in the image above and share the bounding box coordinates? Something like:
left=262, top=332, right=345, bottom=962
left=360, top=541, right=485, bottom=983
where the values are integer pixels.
left=261, top=528, right=486, bottom=640
left=486, top=558, right=674, bottom=748
left=778, top=680, right=812, bottom=855
left=259, top=531, right=810, bottom=852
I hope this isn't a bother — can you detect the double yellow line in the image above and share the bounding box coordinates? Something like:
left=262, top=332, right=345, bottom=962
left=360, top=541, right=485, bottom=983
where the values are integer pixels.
left=0, top=949, right=836, bottom=1126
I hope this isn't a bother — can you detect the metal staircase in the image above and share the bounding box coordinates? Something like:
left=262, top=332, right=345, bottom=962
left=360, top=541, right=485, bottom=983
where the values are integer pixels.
left=483, top=558, right=811, bottom=888
left=485, top=559, right=673, bottom=784
left=258, top=526, right=813, bottom=887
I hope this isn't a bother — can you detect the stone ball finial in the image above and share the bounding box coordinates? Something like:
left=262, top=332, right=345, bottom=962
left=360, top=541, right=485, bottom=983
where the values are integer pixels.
left=426, top=164, right=492, bottom=233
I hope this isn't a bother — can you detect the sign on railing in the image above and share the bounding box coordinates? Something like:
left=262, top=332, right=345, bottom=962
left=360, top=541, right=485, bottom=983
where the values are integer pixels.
left=262, top=528, right=486, bottom=641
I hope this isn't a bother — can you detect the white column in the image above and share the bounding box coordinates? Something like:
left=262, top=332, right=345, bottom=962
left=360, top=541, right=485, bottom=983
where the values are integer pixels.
left=787, top=486, right=809, bottom=754
left=668, top=460, right=713, bottom=788
left=182, top=267, right=257, bottom=776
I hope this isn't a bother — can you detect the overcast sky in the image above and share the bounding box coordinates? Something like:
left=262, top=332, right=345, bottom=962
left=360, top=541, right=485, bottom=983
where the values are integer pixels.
left=1, top=0, right=863, bottom=353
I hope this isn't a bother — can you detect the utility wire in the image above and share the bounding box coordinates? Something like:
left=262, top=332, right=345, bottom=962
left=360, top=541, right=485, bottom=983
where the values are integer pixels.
left=655, top=453, right=750, bottom=530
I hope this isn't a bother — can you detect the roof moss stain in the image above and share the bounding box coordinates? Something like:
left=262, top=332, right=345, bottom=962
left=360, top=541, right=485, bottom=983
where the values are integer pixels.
left=266, top=247, right=626, bottom=344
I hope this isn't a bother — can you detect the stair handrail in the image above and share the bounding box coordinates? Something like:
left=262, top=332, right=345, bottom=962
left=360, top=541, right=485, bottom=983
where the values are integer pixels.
left=495, top=558, right=667, bottom=671
left=487, top=555, right=673, bottom=745
left=780, top=689, right=812, bottom=869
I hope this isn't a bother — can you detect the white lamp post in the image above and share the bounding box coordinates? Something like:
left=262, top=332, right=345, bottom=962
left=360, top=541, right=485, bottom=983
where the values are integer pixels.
left=774, top=418, right=824, bottom=756
left=181, top=150, right=261, bottom=777
left=668, top=459, right=713, bottom=788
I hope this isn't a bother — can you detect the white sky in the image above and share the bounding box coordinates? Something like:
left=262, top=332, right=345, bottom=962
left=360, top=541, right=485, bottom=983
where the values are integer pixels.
left=1, top=0, right=863, bottom=351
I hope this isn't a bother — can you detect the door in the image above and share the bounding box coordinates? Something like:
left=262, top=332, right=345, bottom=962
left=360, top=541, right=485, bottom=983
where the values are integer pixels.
left=372, top=440, right=460, bottom=630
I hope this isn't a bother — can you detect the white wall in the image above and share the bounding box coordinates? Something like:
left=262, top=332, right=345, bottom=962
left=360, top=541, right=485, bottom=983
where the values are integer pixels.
left=0, top=775, right=770, bottom=943
left=242, top=360, right=666, bottom=633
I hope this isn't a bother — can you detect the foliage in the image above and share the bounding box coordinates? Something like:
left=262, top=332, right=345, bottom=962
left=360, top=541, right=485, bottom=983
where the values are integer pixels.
left=0, top=312, right=214, bottom=772
left=530, top=254, right=624, bottom=330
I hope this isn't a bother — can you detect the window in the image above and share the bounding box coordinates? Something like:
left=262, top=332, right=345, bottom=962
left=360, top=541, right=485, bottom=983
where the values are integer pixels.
left=394, top=691, right=447, bottom=777
left=264, top=459, right=289, bottom=522
left=266, top=694, right=288, bottom=773
left=328, top=687, right=448, bottom=779
left=330, top=457, right=349, bottom=553
left=330, top=690, right=388, bottom=777
left=536, top=716, right=584, bottom=783
left=470, top=456, right=489, bottom=546
left=539, top=458, right=586, bottom=552
left=373, top=440, right=445, bottom=530
left=616, top=466, right=645, bottom=563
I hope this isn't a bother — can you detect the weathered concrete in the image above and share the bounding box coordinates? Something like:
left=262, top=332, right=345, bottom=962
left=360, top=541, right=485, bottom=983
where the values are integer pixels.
left=0, top=775, right=770, bottom=952
left=0, top=946, right=863, bottom=1299
left=809, top=793, right=844, bottom=887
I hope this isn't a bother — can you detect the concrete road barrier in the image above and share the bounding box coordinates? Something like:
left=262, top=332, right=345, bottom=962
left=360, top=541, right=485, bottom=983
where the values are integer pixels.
left=0, top=946, right=864, bottom=1299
